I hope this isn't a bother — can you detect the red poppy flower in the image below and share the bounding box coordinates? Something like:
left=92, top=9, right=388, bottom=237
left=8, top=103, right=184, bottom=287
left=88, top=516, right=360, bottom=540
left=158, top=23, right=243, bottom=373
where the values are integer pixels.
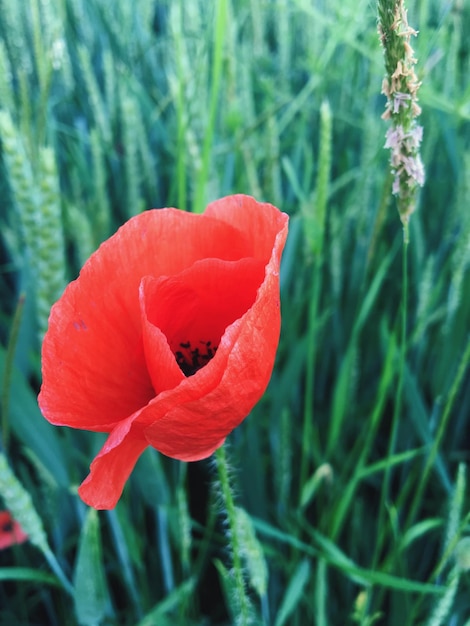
left=0, top=511, right=28, bottom=549
left=39, top=195, right=288, bottom=509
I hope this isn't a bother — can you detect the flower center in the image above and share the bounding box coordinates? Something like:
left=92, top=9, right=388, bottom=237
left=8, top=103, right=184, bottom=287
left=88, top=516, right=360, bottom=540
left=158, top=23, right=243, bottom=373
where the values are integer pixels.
left=174, top=340, right=218, bottom=377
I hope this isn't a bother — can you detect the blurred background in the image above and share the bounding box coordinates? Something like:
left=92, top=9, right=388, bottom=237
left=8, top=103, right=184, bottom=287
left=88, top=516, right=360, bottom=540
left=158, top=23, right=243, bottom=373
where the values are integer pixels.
left=0, top=0, right=470, bottom=624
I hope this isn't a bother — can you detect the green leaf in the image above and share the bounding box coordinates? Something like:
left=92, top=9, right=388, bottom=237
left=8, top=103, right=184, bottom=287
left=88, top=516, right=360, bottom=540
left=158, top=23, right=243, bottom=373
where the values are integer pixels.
left=136, top=578, right=195, bottom=626
left=274, top=559, right=311, bottom=626
left=214, top=557, right=255, bottom=625
left=236, top=506, right=268, bottom=597
left=0, top=345, right=68, bottom=487
left=213, top=558, right=238, bottom=621
left=0, top=566, right=61, bottom=586
left=358, top=447, right=427, bottom=479
left=73, top=509, right=109, bottom=626
left=400, top=518, right=443, bottom=552
left=253, top=517, right=445, bottom=595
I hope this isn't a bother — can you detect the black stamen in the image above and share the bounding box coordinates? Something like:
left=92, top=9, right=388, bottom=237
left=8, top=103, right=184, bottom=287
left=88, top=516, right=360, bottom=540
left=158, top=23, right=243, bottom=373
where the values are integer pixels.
left=174, top=340, right=218, bottom=377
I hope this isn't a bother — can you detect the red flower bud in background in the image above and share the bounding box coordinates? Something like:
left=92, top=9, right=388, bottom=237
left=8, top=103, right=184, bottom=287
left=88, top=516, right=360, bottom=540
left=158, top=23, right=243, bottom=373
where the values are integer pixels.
left=0, top=511, right=28, bottom=550
left=38, top=195, right=288, bottom=509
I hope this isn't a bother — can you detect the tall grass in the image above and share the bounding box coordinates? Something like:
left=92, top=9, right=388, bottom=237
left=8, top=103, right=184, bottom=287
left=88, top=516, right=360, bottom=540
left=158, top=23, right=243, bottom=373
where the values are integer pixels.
left=0, top=0, right=469, bottom=624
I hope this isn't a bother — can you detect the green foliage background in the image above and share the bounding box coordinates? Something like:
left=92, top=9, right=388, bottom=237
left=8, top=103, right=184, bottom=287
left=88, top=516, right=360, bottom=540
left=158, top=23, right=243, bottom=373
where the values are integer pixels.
left=0, top=0, right=469, bottom=624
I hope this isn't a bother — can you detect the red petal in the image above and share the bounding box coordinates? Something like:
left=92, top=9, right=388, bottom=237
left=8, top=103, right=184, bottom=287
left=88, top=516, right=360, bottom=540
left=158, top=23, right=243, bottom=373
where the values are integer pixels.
left=139, top=277, right=185, bottom=394
left=142, top=287, right=282, bottom=460
left=0, top=511, right=28, bottom=549
left=39, top=195, right=288, bottom=508
left=205, top=195, right=287, bottom=264
left=142, top=214, right=288, bottom=460
left=39, top=209, right=252, bottom=431
left=77, top=413, right=148, bottom=509
left=140, top=257, right=265, bottom=383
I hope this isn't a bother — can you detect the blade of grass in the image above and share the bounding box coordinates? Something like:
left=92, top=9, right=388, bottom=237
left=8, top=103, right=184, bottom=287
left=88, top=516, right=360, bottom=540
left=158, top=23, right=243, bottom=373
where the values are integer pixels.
left=193, top=0, right=228, bottom=213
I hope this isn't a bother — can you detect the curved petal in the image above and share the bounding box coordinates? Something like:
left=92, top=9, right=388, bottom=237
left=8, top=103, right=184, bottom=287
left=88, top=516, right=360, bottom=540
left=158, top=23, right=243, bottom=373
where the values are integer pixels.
left=39, top=209, right=252, bottom=431
left=140, top=257, right=265, bottom=386
left=142, top=213, right=289, bottom=460
left=139, top=278, right=185, bottom=395
left=77, top=413, right=148, bottom=509
left=205, top=195, right=287, bottom=265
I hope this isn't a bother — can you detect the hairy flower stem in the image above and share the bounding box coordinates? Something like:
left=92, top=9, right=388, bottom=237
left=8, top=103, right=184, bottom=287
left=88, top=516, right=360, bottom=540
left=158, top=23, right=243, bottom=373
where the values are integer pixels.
left=214, top=445, right=251, bottom=624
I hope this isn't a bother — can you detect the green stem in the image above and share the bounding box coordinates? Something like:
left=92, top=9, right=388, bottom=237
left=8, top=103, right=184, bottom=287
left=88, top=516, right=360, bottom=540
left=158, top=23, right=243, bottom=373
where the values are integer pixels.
left=299, top=266, right=322, bottom=493
left=174, top=4, right=187, bottom=212
left=193, top=0, right=227, bottom=214
left=406, top=332, right=470, bottom=531
left=214, top=445, right=250, bottom=625
left=299, top=101, right=332, bottom=493
left=43, top=547, right=74, bottom=596
left=373, top=224, right=409, bottom=569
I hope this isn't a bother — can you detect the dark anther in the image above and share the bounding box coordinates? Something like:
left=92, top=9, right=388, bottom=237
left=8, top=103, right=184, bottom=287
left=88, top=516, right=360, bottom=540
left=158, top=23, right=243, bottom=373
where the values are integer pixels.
left=191, top=348, right=200, bottom=369
left=175, top=340, right=218, bottom=377
left=175, top=351, right=186, bottom=366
